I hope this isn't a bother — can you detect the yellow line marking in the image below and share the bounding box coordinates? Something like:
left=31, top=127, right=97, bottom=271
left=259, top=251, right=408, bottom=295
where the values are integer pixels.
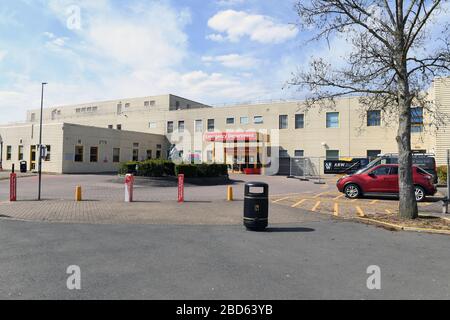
left=314, top=192, right=329, bottom=199
left=370, top=200, right=379, bottom=205
left=311, top=201, right=321, bottom=212
left=385, top=209, right=393, bottom=215
left=418, top=202, right=432, bottom=207
left=333, top=194, right=345, bottom=200
left=334, top=203, right=339, bottom=216
left=272, top=196, right=291, bottom=203
left=355, top=206, right=365, bottom=217
left=292, top=199, right=307, bottom=208
left=321, top=184, right=329, bottom=189
left=269, top=193, right=300, bottom=198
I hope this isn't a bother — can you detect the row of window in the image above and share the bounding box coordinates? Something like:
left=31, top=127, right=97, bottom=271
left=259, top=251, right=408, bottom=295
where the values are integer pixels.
left=165, top=107, right=424, bottom=133
left=279, top=149, right=382, bottom=159
left=5, top=145, right=52, bottom=161
left=75, top=106, right=98, bottom=114
left=73, top=145, right=163, bottom=163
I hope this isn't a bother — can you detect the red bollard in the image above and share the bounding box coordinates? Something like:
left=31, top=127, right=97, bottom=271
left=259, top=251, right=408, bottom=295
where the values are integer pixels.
left=10, top=172, right=17, bottom=202
left=125, top=174, right=134, bottom=202
left=178, top=174, right=184, bottom=203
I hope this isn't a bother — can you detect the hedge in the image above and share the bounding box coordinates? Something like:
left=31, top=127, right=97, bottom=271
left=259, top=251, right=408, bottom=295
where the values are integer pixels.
left=437, top=166, right=447, bottom=184
left=118, top=160, right=228, bottom=178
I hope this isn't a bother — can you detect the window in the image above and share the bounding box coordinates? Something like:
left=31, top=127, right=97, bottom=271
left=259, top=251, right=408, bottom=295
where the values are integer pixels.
left=411, top=107, right=424, bottom=133
left=279, top=115, right=288, bottom=129
left=207, top=150, right=213, bottom=162
left=132, top=148, right=139, bottom=162
left=371, top=166, right=391, bottom=176
left=6, top=146, right=11, bottom=160
left=18, top=146, right=24, bottom=161
left=30, top=113, right=36, bottom=121
left=411, top=126, right=423, bottom=133
left=254, top=116, right=263, bottom=124
left=390, top=166, right=399, bottom=175
left=295, top=114, right=305, bottom=129
left=148, top=122, right=157, bottom=129
left=75, top=146, right=84, bottom=162
left=150, top=100, right=156, bottom=106
left=117, top=103, right=122, bottom=115
left=45, top=145, right=51, bottom=161
left=195, top=120, right=203, bottom=133
left=167, top=121, right=174, bottom=134
left=157, top=144, right=162, bottom=149
left=92, top=106, right=98, bottom=112
left=367, top=150, right=381, bottom=159
left=113, top=148, right=120, bottom=163
left=240, top=117, right=249, bottom=125
left=90, top=147, right=98, bottom=162
left=226, top=117, right=235, bottom=125
left=156, top=150, right=162, bottom=159
left=75, top=109, right=81, bottom=113
left=176, top=101, right=180, bottom=109
left=87, top=107, right=92, bottom=112
left=125, top=103, right=130, bottom=108
left=108, top=125, right=113, bottom=129
left=207, top=119, right=215, bottom=132
left=294, top=150, right=304, bottom=157
left=146, top=150, right=153, bottom=160
left=367, top=110, right=381, bottom=126
left=117, top=124, right=122, bottom=130
left=178, top=121, right=185, bottom=133
left=144, top=101, right=150, bottom=107
left=326, top=112, right=339, bottom=128
left=279, top=150, right=289, bottom=158
left=326, top=150, right=340, bottom=160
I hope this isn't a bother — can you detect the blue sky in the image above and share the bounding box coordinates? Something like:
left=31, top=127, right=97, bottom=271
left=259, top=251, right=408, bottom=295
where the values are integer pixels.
left=0, top=0, right=448, bottom=124
left=0, top=0, right=308, bottom=123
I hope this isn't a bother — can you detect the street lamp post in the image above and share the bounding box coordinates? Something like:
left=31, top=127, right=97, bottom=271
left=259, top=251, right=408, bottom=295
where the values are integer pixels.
left=38, top=82, right=47, bottom=201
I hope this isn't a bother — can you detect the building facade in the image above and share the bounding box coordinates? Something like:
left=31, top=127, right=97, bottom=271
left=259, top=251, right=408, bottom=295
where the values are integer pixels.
left=0, top=78, right=449, bottom=174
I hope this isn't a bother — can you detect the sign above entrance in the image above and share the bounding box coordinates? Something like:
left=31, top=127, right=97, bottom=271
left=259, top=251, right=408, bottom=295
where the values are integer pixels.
left=204, top=132, right=258, bottom=142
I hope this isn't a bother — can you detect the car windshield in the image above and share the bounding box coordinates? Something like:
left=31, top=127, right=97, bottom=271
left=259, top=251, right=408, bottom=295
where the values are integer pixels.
left=354, top=157, right=381, bottom=174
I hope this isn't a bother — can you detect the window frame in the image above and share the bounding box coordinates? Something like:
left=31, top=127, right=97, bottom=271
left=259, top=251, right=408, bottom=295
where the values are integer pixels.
left=326, top=112, right=340, bottom=128
left=90, top=146, right=99, bottom=163
left=295, top=114, right=305, bottom=129
left=279, top=115, right=288, bottom=129
left=113, top=148, right=121, bottom=163
left=74, top=146, right=84, bottom=162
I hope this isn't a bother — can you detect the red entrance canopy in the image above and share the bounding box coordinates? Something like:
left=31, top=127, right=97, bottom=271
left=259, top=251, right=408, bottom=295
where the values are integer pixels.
left=204, top=132, right=258, bottom=142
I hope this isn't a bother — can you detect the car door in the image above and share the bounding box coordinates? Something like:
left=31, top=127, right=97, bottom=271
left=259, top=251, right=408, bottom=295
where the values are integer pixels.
left=383, top=166, right=399, bottom=193
left=364, top=165, right=391, bottom=192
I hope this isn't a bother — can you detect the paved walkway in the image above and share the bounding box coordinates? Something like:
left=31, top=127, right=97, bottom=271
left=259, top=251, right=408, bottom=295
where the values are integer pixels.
left=0, top=199, right=329, bottom=225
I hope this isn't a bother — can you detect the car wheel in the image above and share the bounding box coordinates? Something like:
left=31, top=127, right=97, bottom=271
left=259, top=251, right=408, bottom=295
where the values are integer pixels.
left=415, top=186, right=426, bottom=202
left=344, top=184, right=360, bottom=199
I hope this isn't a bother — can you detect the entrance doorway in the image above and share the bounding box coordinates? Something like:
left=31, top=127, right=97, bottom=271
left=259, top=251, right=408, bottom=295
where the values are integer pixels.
left=30, top=145, right=37, bottom=171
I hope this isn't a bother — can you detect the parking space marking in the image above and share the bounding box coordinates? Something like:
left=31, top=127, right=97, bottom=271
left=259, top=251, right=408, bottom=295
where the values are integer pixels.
left=314, top=192, right=329, bottom=199
left=272, top=196, right=291, bottom=203
left=385, top=209, right=393, bottom=215
left=355, top=206, right=365, bottom=217
left=311, top=201, right=321, bottom=212
left=333, top=203, right=339, bottom=216
left=333, top=194, right=345, bottom=200
left=370, top=200, right=379, bottom=205
left=292, top=199, right=307, bottom=208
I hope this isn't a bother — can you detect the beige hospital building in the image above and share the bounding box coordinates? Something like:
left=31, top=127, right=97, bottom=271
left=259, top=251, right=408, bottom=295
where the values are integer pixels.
left=0, top=77, right=449, bottom=174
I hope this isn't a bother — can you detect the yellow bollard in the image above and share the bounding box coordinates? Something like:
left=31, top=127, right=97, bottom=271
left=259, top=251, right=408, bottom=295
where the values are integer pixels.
left=227, top=186, right=233, bottom=201
left=75, top=186, right=82, bottom=201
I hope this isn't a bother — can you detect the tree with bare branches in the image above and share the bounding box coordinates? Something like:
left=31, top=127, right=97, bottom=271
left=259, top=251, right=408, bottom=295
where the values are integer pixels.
left=290, top=0, right=450, bottom=219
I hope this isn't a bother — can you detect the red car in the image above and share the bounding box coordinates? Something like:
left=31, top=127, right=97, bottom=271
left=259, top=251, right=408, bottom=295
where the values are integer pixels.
left=336, top=164, right=437, bottom=202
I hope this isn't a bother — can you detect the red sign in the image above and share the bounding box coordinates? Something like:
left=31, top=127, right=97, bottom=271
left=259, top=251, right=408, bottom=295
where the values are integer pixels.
left=178, top=174, right=185, bottom=203
left=10, top=173, right=16, bottom=202
left=204, top=132, right=258, bottom=142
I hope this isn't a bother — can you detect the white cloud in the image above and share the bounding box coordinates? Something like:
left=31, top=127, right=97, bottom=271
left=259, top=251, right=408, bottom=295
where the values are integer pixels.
left=208, top=10, right=298, bottom=44
left=202, top=54, right=260, bottom=68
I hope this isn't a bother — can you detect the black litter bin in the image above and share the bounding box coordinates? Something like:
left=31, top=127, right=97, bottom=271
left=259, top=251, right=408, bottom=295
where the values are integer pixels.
left=244, top=182, right=269, bottom=231
left=20, top=161, right=27, bottom=173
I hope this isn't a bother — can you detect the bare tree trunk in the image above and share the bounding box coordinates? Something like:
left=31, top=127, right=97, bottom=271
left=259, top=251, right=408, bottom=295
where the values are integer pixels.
left=396, top=64, right=419, bottom=219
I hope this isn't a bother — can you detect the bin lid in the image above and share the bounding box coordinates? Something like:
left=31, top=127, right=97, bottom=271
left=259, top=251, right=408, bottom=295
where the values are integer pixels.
left=245, top=181, right=268, bottom=187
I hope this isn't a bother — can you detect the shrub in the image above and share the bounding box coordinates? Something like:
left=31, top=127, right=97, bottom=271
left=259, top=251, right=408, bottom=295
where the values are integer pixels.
left=175, top=164, right=198, bottom=178
left=118, top=161, right=139, bottom=175
left=437, top=166, right=448, bottom=184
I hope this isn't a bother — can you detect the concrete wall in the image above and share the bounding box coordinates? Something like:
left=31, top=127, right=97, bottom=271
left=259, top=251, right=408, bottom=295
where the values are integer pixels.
left=61, top=124, right=170, bottom=174
left=0, top=123, right=64, bottom=173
